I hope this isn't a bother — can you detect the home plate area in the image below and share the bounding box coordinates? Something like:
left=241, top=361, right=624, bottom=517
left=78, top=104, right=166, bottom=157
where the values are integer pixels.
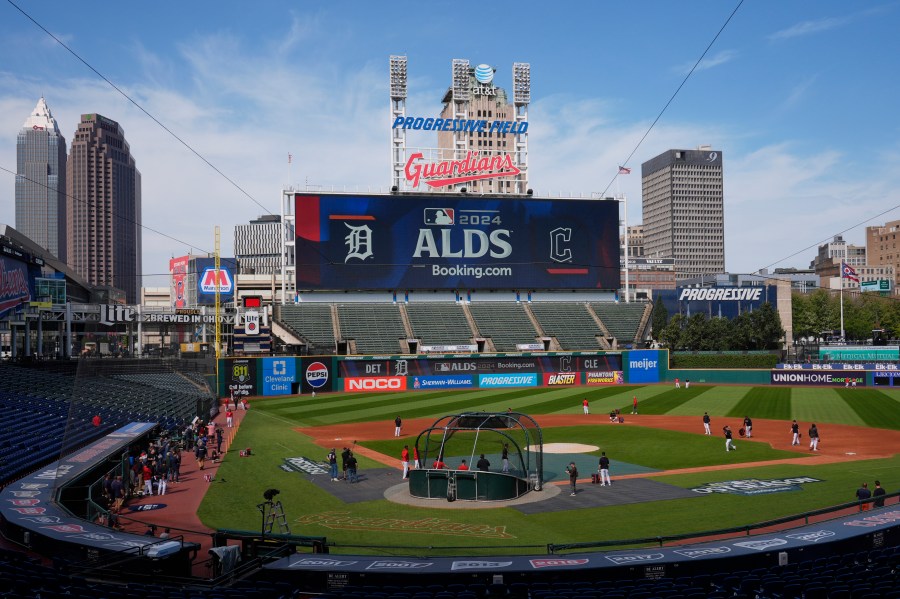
left=514, top=478, right=699, bottom=514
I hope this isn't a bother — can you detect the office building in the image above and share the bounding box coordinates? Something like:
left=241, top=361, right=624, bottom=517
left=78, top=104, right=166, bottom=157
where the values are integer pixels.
left=235, top=214, right=282, bottom=275
left=810, top=234, right=866, bottom=278
left=641, top=146, right=725, bottom=280
left=15, top=97, right=67, bottom=260
left=66, top=113, right=142, bottom=303
left=866, top=220, right=900, bottom=292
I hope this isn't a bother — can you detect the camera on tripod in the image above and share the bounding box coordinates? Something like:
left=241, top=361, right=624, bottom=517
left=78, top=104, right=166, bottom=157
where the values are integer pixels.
left=263, top=488, right=280, bottom=502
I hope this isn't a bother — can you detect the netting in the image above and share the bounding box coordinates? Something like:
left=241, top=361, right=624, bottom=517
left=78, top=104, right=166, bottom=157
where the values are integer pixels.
left=414, top=411, right=543, bottom=489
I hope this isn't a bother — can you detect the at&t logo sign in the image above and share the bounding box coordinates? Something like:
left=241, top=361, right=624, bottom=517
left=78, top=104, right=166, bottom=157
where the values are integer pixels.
left=306, top=362, right=329, bottom=389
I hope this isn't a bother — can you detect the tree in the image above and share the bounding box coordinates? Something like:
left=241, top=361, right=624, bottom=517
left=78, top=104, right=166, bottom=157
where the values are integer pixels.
left=659, top=314, right=685, bottom=349
left=650, top=300, right=669, bottom=341
left=750, top=302, right=785, bottom=349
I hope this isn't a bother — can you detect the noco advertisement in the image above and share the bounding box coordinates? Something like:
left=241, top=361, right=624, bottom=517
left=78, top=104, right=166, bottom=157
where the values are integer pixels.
left=294, top=193, right=620, bottom=290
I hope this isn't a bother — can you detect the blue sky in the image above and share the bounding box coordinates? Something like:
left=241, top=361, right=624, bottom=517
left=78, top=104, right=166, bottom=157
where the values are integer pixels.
left=1, top=1, right=898, bottom=287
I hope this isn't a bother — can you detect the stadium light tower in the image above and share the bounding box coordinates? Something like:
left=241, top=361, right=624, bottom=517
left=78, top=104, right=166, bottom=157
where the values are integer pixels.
left=513, top=63, right=531, bottom=194
left=451, top=59, right=470, bottom=164
left=389, top=55, right=408, bottom=191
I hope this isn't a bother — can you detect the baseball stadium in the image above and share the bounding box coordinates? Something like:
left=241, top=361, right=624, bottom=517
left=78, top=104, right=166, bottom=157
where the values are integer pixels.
left=3, top=58, right=900, bottom=599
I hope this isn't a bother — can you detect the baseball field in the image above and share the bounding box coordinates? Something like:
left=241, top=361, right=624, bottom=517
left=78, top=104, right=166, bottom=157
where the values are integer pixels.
left=197, top=384, right=900, bottom=555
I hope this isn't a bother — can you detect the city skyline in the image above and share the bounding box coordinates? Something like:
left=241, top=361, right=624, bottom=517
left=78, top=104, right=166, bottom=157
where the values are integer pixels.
left=1, top=2, right=899, bottom=287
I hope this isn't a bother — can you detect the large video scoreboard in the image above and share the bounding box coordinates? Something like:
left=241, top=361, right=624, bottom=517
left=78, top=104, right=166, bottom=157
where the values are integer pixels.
left=294, top=193, right=620, bottom=290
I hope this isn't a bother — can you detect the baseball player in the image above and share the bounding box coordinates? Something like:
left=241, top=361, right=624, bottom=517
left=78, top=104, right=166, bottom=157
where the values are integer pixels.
left=743, top=416, right=753, bottom=438
left=598, top=452, right=612, bottom=486
left=703, top=412, right=711, bottom=435
left=582, top=398, right=589, bottom=415
left=808, top=423, right=819, bottom=451
left=724, top=425, right=736, bottom=452
left=790, top=420, right=800, bottom=445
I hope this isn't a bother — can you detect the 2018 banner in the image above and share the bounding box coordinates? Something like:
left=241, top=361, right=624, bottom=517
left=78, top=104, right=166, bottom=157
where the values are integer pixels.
left=295, top=193, right=619, bottom=290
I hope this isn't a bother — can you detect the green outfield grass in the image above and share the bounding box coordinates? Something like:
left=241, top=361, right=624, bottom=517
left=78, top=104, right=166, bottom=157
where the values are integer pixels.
left=199, top=384, right=900, bottom=555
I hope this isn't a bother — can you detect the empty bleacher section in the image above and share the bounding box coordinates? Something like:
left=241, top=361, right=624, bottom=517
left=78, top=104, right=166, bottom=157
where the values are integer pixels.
left=592, top=302, right=650, bottom=347
left=405, top=303, right=474, bottom=347
left=529, top=303, right=604, bottom=350
left=337, top=304, right=408, bottom=354
left=467, top=302, right=539, bottom=351
left=276, top=304, right=336, bottom=353
left=0, top=361, right=210, bottom=485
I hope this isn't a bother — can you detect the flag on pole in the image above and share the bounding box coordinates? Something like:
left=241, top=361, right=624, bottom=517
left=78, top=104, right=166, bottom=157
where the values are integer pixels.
left=841, top=261, right=859, bottom=283
left=618, top=166, right=631, bottom=175
left=288, top=153, right=293, bottom=164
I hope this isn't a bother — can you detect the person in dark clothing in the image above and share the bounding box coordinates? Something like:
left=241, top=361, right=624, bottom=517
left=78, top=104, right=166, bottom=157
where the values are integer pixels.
left=598, top=452, right=611, bottom=486
left=743, top=416, right=753, bottom=438
left=790, top=420, right=800, bottom=445
left=724, top=425, right=736, bottom=452
left=341, top=447, right=350, bottom=480
left=346, top=452, right=359, bottom=483
left=216, top=427, right=224, bottom=453
left=873, top=480, right=886, bottom=508
left=703, top=412, right=711, bottom=435
left=476, top=454, right=490, bottom=471
left=501, top=444, right=510, bottom=473
left=565, top=462, right=578, bottom=496
left=856, top=482, right=872, bottom=512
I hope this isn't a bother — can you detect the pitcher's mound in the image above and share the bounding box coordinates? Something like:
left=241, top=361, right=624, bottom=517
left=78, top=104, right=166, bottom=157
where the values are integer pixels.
left=543, top=443, right=599, bottom=454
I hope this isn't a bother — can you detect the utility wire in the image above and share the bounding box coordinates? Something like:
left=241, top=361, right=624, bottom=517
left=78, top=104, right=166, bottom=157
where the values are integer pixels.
left=603, top=0, right=745, bottom=196
left=754, top=203, right=900, bottom=274
left=0, top=165, right=213, bottom=269
left=6, top=0, right=273, bottom=216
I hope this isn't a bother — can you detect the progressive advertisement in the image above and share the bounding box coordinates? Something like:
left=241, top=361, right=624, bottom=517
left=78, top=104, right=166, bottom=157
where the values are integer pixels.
left=294, top=193, right=620, bottom=290
left=655, top=286, right=777, bottom=320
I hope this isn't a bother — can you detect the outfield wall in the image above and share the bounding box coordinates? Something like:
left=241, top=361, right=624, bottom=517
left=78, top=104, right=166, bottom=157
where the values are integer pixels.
left=216, top=351, right=899, bottom=398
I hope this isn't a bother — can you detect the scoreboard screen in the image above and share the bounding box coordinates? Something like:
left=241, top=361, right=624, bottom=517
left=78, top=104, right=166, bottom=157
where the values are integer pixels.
left=295, top=193, right=620, bottom=290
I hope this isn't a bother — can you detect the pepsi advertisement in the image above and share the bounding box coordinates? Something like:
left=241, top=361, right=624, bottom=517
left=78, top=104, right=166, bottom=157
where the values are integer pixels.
left=301, top=357, right=336, bottom=393
left=294, top=193, right=620, bottom=290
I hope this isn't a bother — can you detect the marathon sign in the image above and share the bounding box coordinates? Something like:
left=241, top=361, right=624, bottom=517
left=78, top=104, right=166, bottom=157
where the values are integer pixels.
left=770, top=371, right=866, bottom=387
left=586, top=371, right=624, bottom=385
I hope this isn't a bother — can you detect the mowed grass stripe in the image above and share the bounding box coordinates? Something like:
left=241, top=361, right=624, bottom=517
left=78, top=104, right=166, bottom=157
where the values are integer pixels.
left=628, top=386, right=711, bottom=415
left=838, top=388, right=900, bottom=429
left=258, top=388, right=485, bottom=420
left=668, top=385, right=750, bottom=416
left=727, top=387, right=792, bottom=420
left=527, top=386, right=645, bottom=414
left=791, top=387, right=865, bottom=427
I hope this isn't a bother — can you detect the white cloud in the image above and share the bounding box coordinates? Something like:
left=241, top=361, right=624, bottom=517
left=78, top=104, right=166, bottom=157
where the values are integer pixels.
left=672, top=50, right=738, bottom=75
left=769, top=16, right=847, bottom=41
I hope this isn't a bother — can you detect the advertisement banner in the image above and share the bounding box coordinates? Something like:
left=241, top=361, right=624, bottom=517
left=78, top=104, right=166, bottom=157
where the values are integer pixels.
left=543, top=372, right=580, bottom=386
left=411, top=375, right=475, bottom=390
left=262, top=357, right=298, bottom=396
left=343, top=376, right=407, bottom=392
left=194, top=257, right=238, bottom=306
left=227, top=358, right=258, bottom=398
left=818, top=346, right=900, bottom=362
left=338, top=355, right=621, bottom=378
left=585, top=371, right=625, bottom=385
left=301, top=358, right=335, bottom=394
left=0, top=255, right=33, bottom=316
left=770, top=371, right=866, bottom=386
left=626, top=350, right=662, bottom=384
left=777, top=363, right=899, bottom=371
left=478, top=373, right=538, bottom=388
left=655, top=286, right=777, bottom=321
left=169, top=256, right=189, bottom=309
left=295, top=193, right=620, bottom=290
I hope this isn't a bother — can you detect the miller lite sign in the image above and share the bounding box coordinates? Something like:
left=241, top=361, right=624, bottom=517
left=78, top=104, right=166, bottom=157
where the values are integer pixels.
left=244, top=310, right=260, bottom=336
left=199, top=268, right=233, bottom=294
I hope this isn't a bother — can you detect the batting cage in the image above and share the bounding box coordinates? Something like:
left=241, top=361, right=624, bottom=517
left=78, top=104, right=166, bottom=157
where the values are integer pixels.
left=409, top=411, right=544, bottom=501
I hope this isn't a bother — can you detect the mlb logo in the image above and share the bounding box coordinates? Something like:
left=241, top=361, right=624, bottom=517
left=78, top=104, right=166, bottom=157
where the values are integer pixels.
left=424, top=208, right=455, bottom=225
